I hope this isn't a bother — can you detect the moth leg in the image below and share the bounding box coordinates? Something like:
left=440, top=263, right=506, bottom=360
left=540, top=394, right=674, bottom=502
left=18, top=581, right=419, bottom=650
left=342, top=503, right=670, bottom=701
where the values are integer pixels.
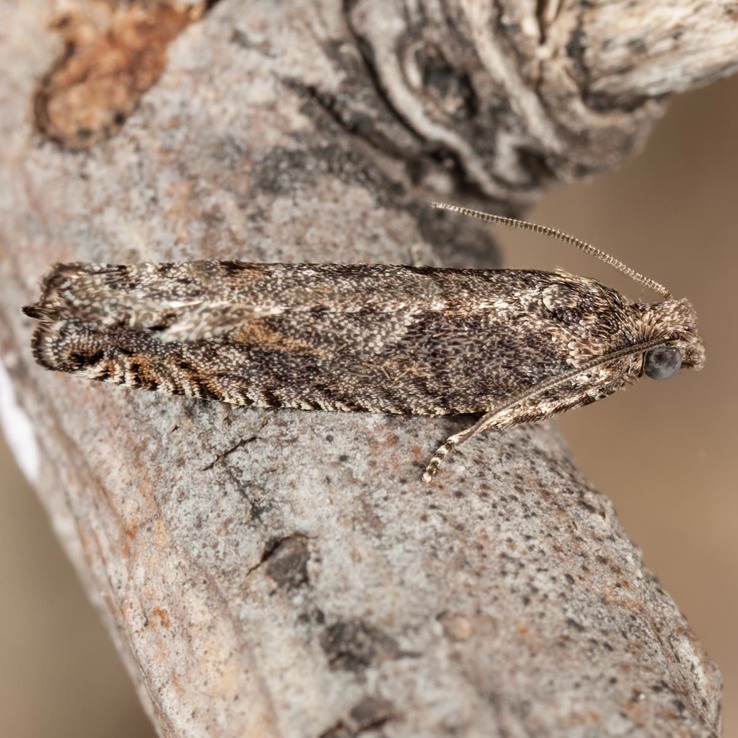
left=422, top=411, right=498, bottom=483
left=422, top=342, right=658, bottom=482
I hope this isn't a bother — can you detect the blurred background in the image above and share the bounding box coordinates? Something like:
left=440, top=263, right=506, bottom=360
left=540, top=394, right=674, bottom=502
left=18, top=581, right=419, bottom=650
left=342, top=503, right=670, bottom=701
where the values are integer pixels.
left=1, top=74, right=736, bottom=736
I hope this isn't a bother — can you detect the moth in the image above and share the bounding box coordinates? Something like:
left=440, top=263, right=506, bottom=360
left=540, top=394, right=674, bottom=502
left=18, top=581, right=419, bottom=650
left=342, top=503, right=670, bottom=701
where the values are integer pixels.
left=23, top=203, right=705, bottom=482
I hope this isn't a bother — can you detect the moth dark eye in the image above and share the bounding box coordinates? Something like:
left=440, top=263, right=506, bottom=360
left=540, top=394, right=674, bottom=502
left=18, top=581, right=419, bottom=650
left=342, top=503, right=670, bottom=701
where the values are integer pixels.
left=644, top=346, right=682, bottom=380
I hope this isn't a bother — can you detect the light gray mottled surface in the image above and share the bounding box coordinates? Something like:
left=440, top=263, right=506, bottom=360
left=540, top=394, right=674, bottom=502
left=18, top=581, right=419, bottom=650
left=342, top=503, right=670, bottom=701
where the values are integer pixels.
left=0, top=1, right=730, bottom=736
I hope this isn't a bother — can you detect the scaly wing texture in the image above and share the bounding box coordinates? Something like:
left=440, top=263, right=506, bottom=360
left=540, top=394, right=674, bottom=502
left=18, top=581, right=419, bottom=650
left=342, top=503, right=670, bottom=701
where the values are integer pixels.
left=25, top=262, right=645, bottom=415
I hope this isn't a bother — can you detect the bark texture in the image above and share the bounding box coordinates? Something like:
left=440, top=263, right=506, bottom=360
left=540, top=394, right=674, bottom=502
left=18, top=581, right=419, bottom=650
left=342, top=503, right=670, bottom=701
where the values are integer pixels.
left=0, top=1, right=733, bottom=736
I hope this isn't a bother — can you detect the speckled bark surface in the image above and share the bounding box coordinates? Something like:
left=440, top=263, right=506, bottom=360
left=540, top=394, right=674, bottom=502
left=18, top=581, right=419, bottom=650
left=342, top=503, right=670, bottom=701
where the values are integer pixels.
left=0, top=1, right=731, bottom=736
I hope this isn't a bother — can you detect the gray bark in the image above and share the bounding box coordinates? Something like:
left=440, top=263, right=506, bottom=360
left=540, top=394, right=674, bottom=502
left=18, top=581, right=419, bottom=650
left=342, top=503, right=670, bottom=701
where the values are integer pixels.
left=0, top=1, right=731, bottom=736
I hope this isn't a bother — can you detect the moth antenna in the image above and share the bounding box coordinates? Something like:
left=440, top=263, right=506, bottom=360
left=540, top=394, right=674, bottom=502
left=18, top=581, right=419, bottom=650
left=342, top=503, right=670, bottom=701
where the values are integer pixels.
left=432, top=202, right=672, bottom=300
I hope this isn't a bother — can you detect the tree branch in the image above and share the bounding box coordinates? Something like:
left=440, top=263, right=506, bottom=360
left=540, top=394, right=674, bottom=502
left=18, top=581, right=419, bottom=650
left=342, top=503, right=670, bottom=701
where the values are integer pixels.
left=0, top=1, right=729, bottom=736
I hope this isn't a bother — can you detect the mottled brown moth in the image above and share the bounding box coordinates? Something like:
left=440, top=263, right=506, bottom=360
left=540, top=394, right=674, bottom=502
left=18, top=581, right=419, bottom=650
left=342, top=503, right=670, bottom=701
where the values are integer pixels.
left=23, top=204, right=705, bottom=482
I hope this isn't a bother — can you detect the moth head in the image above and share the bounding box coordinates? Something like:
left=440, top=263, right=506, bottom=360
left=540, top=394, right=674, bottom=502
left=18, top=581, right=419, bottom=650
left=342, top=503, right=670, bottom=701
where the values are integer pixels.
left=430, top=202, right=706, bottom=381
left=641, top=298, right=705, bottom=379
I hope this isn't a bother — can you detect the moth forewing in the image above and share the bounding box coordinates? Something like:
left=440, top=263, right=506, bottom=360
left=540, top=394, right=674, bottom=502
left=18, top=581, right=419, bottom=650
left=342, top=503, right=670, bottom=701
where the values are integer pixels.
left=22, top=206, right=705, bottom=482
left=422, top=207, right=705, bottom=481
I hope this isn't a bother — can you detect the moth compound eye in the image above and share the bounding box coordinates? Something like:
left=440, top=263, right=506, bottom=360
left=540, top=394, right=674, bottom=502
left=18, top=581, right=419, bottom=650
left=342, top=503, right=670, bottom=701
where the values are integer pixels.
left=644, top=346, right=682, bottom=380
